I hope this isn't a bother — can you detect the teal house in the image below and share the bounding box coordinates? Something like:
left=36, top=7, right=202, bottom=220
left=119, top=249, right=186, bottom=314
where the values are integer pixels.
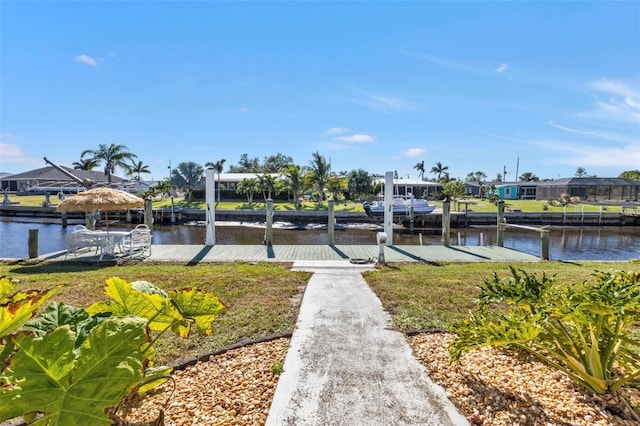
left=494, top=184, right=519, bottom=200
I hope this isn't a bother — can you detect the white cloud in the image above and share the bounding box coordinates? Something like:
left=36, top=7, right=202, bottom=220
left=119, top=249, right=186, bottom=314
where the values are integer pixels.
left=358, top=91, right=417, bottom=113
left=589, top=79, right=639, bottom=98
left=224, top=107, right=251, bottom=113
left=0, top=142, right=43, bottom=171
left=325, top=127, right=350, bottom=135
left=548, top=121, right=596, bottom=136
left=0, top=142, right=24, bottom=158
left=533, top=140, right=640, bottom=169
left=73, top=54, right=98, bottom=66
left=401, top=147, right=425, bottom=157
left=580, top=79, right=640, bottom=124
left=495, top=63, right=508, bottom=73
left=626, top=97, right=640, bottom=110
left=333, top=133, right=374, bottom=143
left=342, top=85, right=419, bottom=113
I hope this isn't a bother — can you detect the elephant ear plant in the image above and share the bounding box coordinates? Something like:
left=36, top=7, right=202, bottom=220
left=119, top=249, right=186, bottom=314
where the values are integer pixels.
left=450, top=268, right=640, bottom=418
left=0, top=277, right=224, bottom=425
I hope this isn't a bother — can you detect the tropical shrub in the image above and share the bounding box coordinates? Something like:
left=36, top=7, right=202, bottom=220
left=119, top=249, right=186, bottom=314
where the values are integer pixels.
left=0, top=277, right=224, bottom=425
left=450, top=268, right=640, bottom=395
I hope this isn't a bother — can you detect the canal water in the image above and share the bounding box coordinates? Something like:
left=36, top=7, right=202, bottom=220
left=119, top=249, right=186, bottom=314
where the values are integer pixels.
left=1, top=217, right=639, bottom=261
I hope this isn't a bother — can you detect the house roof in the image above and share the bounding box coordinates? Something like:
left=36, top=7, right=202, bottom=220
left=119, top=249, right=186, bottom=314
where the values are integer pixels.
left=217, top=173, right=280, bottom=182
left=539, top=177, right=640, bottom=186
left=372, top=178, right=442, bottom=187
left=4, top=166, right=125, bottom=183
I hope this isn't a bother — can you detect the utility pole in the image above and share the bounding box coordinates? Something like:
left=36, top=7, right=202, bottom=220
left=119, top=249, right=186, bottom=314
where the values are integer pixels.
left=169, top=160, right=176, bottom=223
left=503, top=165, right=507, bottom=182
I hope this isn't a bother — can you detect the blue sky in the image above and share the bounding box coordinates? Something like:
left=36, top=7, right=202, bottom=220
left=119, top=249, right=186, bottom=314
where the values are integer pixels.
left=1, top=1, right=639, bottom=182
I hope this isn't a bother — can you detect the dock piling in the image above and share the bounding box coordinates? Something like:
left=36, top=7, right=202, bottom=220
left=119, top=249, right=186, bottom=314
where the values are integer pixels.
left=497, top=200, right=505, bottom=247
left=28, top=229, right=38, bottom=258
left=442, top=199, right=451, bottom=247
left=328, top=200, right=335, bottom=245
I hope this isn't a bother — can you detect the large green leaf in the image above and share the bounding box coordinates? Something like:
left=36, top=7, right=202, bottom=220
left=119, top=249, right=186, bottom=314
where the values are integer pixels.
left=169, top=288, right=225, bottom=337
left=0, top=317, right=148, bottom=425
left=25, top=302, right=89, bottom=334
left=0, top=284, right=57, bottom=338
left=24, top=302, right=111, bottom=349
left=87, top=277, right=180, bottom=332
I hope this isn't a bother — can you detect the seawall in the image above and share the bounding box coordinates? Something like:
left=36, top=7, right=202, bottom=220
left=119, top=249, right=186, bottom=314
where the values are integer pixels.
left=1, top=205, right=638, bottom=227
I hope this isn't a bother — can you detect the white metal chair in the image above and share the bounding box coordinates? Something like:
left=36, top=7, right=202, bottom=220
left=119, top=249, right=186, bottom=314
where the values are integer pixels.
left=125, top=228, right=152, bottom=258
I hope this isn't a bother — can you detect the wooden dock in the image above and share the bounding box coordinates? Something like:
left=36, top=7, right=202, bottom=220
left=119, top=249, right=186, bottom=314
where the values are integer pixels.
left=38, top=244, right=540, bottom=263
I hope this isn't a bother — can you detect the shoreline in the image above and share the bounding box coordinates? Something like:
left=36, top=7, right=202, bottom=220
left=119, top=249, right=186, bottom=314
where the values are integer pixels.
left=2, top=204, right=639, bottom=227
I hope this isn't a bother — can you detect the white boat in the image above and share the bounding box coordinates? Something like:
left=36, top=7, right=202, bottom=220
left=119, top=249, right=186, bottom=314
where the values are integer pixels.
left=363, top=194, right=435, bottom=217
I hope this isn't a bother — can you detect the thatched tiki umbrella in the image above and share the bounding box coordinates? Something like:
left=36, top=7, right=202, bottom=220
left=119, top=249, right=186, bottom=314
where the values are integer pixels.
left=57, top=187, right=144, bottom=230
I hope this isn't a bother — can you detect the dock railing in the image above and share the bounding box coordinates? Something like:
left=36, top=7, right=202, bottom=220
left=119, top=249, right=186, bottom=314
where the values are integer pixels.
left=497, top=200, right=550, bottom=260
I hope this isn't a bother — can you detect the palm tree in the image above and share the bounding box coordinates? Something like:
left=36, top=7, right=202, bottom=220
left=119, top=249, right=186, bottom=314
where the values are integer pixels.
left=280, top=164, right=307, bottom=208
left=236, top=177, right=259, bottom=205
left=81, top=143, right=137, bottom=183
left=128, top=160, right=151, bottom=181
left=154, top=180, right=172, bottom=198
left=72, top=157, right=99, bottom=171
left=413, top=160, right=425, bottom=180
left=256, top=173, right=277, bottom=201
left=430, top=161, right=449, bottom=182
left=205, top=159, right=226, bottom=202
left=326, top=174, right=348, bottom=201
left=307, top=151, right=331, bottom=202
left=172, top=161, right=204, bottom=203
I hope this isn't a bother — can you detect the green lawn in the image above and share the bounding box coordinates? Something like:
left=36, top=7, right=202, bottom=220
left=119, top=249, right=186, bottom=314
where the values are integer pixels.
left=6, top=194, right=629, bottom=213
left=3, top=259, right=638, bottom=364
left=437, top=198, right=627, bottom=213
left=364, top=261, right=640, bottom=331
left=1, top=261, right=310, bottom=364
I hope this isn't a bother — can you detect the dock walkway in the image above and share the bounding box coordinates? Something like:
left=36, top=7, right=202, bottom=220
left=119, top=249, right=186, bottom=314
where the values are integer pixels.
left=38, top=244, right=540, bottom=263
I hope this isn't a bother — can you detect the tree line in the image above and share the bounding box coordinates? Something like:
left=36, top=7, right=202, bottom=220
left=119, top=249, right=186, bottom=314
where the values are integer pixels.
left=73, top=143, right=640, bottom=204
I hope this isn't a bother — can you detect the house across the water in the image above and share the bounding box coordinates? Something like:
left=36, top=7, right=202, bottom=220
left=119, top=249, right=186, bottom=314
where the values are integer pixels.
left=491, top=178, right=640, bottom=202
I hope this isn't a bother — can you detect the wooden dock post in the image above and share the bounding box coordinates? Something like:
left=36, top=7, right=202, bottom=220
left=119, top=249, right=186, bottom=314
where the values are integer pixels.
left=61, top=211, right=67, bottom=227
left=205, top=168, right=216, bottom=246
left=328, top=200, right=335, bottom=245
left=28, top=229, right=38, bottom=258
left=442, top=199, right=451, bottom=247
left=85, top=212, right=96, bottom=230
left=409, top=205, right=414, bottom=233
left=497, top=200, right=505, bottom=247
left=541, top=229, right=550, bottom=260
left=384, top=171, right=394, bottom=246
left=144, top=198, right=154, bottom=232
left=265, top=199, right=274, bottom=246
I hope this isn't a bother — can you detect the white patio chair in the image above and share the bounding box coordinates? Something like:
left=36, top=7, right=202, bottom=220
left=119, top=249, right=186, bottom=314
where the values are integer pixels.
left=125, top=228, right=152, bottom=258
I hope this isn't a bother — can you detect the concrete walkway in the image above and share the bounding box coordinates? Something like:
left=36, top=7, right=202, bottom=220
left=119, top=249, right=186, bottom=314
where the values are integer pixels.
left=266, top=260, right=469, bottom=426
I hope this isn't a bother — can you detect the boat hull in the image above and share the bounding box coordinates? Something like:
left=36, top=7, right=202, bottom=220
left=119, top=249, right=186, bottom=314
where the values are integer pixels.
left=363, top=201, right=435, bottom=217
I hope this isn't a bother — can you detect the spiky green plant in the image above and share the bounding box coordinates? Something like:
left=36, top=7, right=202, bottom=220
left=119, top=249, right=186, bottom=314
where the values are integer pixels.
left=450, top=268, right=640, bottom=395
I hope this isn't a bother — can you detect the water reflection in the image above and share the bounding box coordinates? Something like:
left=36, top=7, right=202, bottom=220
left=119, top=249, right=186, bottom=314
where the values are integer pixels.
left=1, top=217, right=639, bottom=261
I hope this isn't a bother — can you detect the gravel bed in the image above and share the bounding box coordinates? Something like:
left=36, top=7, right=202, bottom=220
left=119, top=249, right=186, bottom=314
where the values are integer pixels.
left=119, top=338, right=289, bottom=426
left=408, top=332, right=640, bottom=426
left=120, top=333, right=639, bottom=426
